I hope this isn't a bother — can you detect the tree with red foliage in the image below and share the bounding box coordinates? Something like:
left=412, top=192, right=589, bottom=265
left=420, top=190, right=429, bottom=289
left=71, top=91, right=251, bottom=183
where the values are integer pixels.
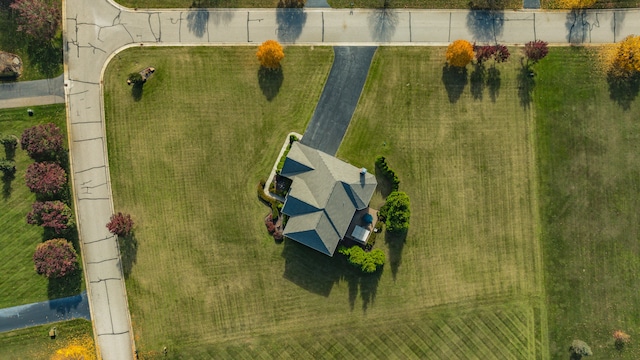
left=474, top=45, right=496, bottom=64
left=10, top=0, right=60, bottom=42
left=523, top=40, right=549, bottom=66
left=33, top=238, right=78, bottom=278
left=27, top=201, right=74, bottom=234
left=25, top=161, right=66, bottom=196
left=20, top=123, right=64, bottom=161
left=106, top=212, right=134, bottom=237
left=493, top=45, right=510, bottom=63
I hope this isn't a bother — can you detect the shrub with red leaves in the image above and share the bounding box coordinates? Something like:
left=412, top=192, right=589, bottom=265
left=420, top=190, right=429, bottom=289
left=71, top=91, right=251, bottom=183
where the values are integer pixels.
left=106, top=212, right=134, bottom=237
left=474, top=45, right=496, bottom=64
left=494, top=45, right=510, bottom=63
left=265, top=214, right=276, bottom=234
left=25, top=161, right=66, bottom=196
left=523, top=40, right=549, bottom=65
left=20, top=123, right=64, bottom=161
left=33, top=239, right=78, bottom=278
left=10, top=0, right=60, bottom=42
left=27, top=201, right=74, bottom=234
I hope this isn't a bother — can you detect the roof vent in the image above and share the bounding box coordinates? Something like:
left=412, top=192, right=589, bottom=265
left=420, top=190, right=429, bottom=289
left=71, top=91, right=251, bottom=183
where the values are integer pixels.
left=360, top=167, right=367, bottom=175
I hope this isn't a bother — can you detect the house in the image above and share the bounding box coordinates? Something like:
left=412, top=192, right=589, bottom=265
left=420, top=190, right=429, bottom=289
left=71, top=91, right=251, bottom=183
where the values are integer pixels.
left=279, top=142, right=377, bottom=256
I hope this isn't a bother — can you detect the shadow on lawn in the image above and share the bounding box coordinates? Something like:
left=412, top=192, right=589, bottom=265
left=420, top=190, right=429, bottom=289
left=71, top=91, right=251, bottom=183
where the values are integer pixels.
left=2, top=169, right=15, bottom=199
left=48, top=269, right=82, bottom=301
left=607, top=72, right=640, bottom=111
left=385, top=230, right=406, bottom=281
left=258, top=66, right=284, bottom=101
left=442, top=65, right=468, bottom=104
left=119, top=234, right=138, bottom=279
left=282, top=239, right=382, bottom=312
left=517, top=65, right=535, bottom=109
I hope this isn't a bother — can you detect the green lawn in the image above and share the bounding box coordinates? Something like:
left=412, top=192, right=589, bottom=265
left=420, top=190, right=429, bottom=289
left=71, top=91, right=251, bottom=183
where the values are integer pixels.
left=0, top=319, right=93, bottom=360
left=0, top=10, right=63, bottom=81
left=106, top=46, right=548, bottom=358
left=0, top=104, right=84, bottom=309
left=535, top=48, right=640, bottom=358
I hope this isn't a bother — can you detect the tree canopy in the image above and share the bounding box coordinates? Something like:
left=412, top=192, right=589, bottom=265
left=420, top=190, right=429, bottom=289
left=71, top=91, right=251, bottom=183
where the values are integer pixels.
left=256, top=40, right=285, bottom=70
left=379, top=191, right=411, bottom=233
left=33, top=239, right=78, bottom=279
left=446, top=40, right=474, bottom=68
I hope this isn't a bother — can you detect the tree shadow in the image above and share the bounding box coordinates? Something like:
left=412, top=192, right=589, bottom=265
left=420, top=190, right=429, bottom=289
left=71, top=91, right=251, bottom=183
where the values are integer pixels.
left=276, top=7, right=307, bottom=43
left=3, top=139, right=16, bottom=160
left=131, top=82, right=143, bottom=101
left=611, top=10, right=624, bottom=42
left=210, top=10, right=234, bottom=27
left=566, top=9, right=589, bottom=44
left=384, top=230, right=406, bottom=281
left=26, top=40, right=62, bottom=78
left=466, top=10, right=504, bottom=43
left=352, top=269, right=382, bottom=312
left=2, top=169, right=15, bottom=199
left=258, top=66, right=284, bottom=101
left=607, top=72, right=640, bottom=111
left=119, top=234, right=138, bottom=279
left=487, top=65, right=501, bottom=102
left=187, top=7, right=209, bottom=38
left=48, top=292, right=83, bottom=315
left=374, top=164, right=394, bottom=198
left=368, top=7, right=399, bottom=42
left=48, top=269, right=82, bottom=300
left=517, top=65, right=535, bottom=109
left=470, top=63, right=486, bottom=100
left=441, top=65, right=468, bottom=104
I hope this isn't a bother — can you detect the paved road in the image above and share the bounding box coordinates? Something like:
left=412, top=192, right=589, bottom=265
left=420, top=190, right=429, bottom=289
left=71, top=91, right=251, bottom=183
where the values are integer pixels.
left=301, top=46, right=376, bottom=155
left=63, top=1, right=640, bottom=358
left=0, top=292, right=90, bottom=333
left=0, top=75, right=64, bottom=108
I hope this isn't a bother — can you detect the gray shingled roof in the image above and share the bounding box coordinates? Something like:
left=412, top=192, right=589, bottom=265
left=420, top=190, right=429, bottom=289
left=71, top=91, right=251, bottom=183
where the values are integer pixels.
left=281, top=142, right=377, bottom=256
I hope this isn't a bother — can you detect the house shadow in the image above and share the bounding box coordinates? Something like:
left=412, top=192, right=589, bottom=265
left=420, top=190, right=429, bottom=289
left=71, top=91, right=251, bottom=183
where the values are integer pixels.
left=276, top=7, right=307, bottom=43
left=442, top=65, right=468, bottom=104
left=258, top=66, right=284, bottom=101
left=281, top=239, right=383, bottom=312
left=607, top=72, right=640, bottom=110
left=119, top=234, right=138, bottom=279
left=466, top=10, right=504, bottom=43
left=187, top=7, right=210, bottom=38
left=517, top=65, right=535, bottom=109
left=368, top=7, right=399, bottom=42
left=470, top=63, right=486, bottom=100
left=385, top=230, right=406, bottom=281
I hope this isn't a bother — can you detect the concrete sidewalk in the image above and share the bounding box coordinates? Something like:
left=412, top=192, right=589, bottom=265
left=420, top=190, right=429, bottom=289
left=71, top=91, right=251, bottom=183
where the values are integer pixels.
left=63, top=1, right=640, bottom=359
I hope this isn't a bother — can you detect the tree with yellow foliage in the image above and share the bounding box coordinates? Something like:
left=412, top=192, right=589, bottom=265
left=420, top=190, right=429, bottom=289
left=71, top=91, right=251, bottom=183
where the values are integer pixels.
left=610, top=35, right=640, bottom=77
left=50, top=335, right=96, bottom=360
left=446, top=40, right=474, bottom=68
left=555, top=0, right=596, bottom=9
left=256, top=40, right=285, bottom=70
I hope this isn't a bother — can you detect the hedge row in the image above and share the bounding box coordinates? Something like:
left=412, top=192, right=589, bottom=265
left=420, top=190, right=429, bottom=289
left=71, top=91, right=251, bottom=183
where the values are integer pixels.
left=338, top=245, right=385, bottom=273
left=375, top=156, right=399, bottom=191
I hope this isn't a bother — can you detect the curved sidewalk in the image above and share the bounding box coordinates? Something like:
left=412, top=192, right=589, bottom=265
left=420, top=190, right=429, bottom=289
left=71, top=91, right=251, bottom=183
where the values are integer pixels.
left=63, top=1, right=640, bottom=359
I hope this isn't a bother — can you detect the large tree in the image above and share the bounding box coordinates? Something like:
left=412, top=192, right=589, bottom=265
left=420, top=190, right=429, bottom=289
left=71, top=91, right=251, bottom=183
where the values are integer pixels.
left=10, top=0, right=61, bottom=42
left=446, top=40, right=475, bottom=68
left=27, top=200, right=74, bottom=234
left=611, top=35, right=640, bottom=77
left=33, top=239, right=78, bottom=279
left=20, top=123, right=64, bottom=161
left=256, top=40, right=285, bottom=70
left=25, top=161, right=67, bottom=197
left=379, top=191, right=411, bottom=233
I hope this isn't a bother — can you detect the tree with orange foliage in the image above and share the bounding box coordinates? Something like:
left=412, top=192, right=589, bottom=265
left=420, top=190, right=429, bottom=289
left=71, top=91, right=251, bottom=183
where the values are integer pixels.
left=446, top=40, right=474, bottom=68
left=256, top=40, right=285, bottom=70
left=610, top=35, right=640, bottom=77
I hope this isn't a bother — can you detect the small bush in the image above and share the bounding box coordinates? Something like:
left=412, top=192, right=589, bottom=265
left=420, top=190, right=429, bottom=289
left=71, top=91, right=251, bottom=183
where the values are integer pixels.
left=0, top=134, right=18, bottom=158
left=106, top=212, right=134, bottom=237
left=0, top=159, right=16, bottom=175
left=25, top=161, right=67, bottom=196
left=20, top=123, right=64, bottom=161
left=614, top=330, right=630, bottom=350
left=523, top=40, right=549, bottom=66
left=33, top=239, right=78, bottom=279
left=258, top=179, right=277, bottom=206
left=379, top=191, right=411, bottom=233
left=569, top=339, right=593, bottom=359
left=27, top=201, right=74, bottom=234
left=338, top=246, right=385, bottom=273
left=375, top=156, right=400, bottom=191
left=276, top=137, right=299, bottom=174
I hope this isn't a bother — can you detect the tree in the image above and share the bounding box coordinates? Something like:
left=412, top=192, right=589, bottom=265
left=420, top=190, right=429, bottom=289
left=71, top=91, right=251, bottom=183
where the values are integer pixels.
left=493, top=44, right=510, bottom=63
left=20, top=123, right=64, bottom=161
left=446, top=40, right=475, bottom=68
left=523, top=40, right=549, bottom=65
left=25, top=161, right=66, bottom=196
left=106, top=212, right=134, bottom=237
left=338, top=246, right=385, bottom=273
left=556, top=0, right=596, bottom=8
left=277, top=0, right=305, bottom=7
left=127, top=72, right=143, bottom=86
left=569, top=340, right=593, bottom=360
left=33, top=239, right=78, bottom=279
left=10, top=0, right=61, bottom=43
left=256, top=40, right=285, bottom=70
left=475, top=45, right=496, bottom=64
left=27, top=200, right=74, bottom=234
left=610, top=35, right=640, bottom=77
left=379, top=191, right=411, bottom=233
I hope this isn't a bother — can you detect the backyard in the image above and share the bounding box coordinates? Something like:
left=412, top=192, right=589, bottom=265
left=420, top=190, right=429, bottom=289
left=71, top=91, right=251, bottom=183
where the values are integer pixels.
left=105, top=46, right=547, bottom=358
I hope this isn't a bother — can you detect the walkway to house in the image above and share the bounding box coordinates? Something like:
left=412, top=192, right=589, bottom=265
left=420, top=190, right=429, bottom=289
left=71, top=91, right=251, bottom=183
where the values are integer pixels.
left=0, top=75, right=64, bottom=109
left=61, top=1, right=640, bottom=358
left=301, top=46, right=376, bottom=155
left=0, top=292, right=90, bottom=333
